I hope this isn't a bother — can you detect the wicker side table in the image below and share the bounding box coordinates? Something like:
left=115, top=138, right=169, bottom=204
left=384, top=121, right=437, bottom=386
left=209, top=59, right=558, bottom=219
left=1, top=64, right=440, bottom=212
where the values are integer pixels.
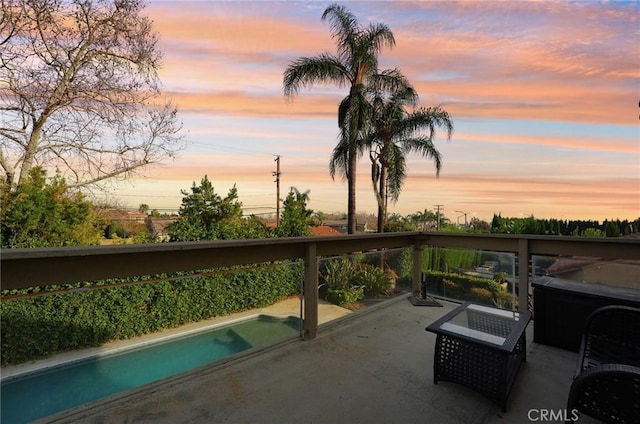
left=426, top=303, right=531, bottom=411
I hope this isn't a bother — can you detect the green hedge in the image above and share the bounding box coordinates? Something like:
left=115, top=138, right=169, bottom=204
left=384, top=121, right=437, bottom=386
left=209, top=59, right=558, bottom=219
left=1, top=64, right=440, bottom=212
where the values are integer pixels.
left=1, top=264, right=301, bottom=365
left=423, top=270, right=512, bottom=308
left=423, top=247, right=480, bottom=272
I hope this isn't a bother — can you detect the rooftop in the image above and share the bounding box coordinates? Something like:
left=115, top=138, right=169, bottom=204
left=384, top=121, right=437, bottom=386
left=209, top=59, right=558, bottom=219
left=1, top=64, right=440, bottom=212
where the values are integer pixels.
left=3, top=233, right=636, bottom=424
left=42, top=295, right=598, bottom=424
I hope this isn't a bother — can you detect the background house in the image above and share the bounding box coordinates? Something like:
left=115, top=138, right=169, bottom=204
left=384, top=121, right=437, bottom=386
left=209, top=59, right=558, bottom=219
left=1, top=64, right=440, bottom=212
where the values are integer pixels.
left=323, top=220, right=367, bottom=234
left=547, top=256, right=640, bottom=289
left=145, top=216, right=179, bottom=242
left=309, top=225, right=342, bottom=236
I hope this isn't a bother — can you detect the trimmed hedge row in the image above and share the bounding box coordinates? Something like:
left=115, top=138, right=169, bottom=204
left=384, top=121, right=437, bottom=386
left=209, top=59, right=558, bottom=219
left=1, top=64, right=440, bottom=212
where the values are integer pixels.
left=1, top=264, right=301, bottom=365
left=424, top=270, right=512, bottom=307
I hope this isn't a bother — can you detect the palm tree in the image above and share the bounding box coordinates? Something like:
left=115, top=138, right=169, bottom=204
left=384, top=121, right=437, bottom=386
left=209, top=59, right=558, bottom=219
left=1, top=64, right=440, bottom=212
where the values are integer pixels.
left=408, top=209, right=439, bottom=231
left=366, top=85, right=454, bottom=231
left=283, top=3, right=397, bottom=234
left=365, top=73, right=417, bottom=231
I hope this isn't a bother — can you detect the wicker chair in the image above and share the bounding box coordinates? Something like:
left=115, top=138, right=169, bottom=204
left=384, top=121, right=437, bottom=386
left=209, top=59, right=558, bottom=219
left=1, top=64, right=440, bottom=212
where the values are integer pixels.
left=566, top=305, right=640, bottom=424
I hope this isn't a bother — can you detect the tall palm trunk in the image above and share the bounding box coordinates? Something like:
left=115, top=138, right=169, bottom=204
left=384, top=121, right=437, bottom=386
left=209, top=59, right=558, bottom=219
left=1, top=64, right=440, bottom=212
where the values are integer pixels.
left=283, top=5, right=397, bottom=237
left=347, top=146, right=357, bottom=234
left=376, top=158, right=387, bottom=268
left=377, top=163, right=387, bottom=233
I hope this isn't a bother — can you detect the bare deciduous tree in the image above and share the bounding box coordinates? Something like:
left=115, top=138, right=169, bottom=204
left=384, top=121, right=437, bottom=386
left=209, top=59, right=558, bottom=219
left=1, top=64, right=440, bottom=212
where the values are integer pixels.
left=0, top=0, right=184, bottom=188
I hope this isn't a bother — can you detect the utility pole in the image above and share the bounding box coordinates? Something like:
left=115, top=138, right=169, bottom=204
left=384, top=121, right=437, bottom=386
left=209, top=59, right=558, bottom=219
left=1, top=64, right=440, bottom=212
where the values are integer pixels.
left=273, top=155, right=281, bottom=227
left=455, top=210, right=468, bottom=228
left=434, top=204, right=444, bottom=231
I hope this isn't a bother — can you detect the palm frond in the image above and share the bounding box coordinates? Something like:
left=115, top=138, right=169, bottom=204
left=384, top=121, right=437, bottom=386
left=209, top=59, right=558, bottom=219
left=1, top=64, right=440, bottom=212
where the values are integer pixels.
left=370, top=69, right=415, bottom=102
left=411, top=106, right=454, bottom=141
left=401, top=136, right=442, bottom=176
left=386, top=144, right=406, bottom=202
left=370, top=160, right=383, bottom=207
left=322, top=4, right=359, bottom=40
left=338, top=95, right=350, bottom=129
left=364, top=22, right=396, bottom=55
left=329, top=134, right=350, bottom=180
left=322, top=3, right=359, bottom=61
left=283, top=55, right=348, bottom=98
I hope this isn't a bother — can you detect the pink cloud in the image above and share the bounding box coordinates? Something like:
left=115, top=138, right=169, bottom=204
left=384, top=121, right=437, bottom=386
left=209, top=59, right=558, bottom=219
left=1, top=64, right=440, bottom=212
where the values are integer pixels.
left=126, top=1, right=638, bottom=222
left=160, top=90, right=338, bottom=118
left=145, top=1, right=637, bottom=127
left=452, top=132, right=637, bottom=154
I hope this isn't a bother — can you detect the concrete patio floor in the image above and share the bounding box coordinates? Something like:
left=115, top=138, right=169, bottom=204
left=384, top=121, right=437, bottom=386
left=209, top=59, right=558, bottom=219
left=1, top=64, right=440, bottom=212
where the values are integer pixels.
left=41, top=295, right=591, bottom=424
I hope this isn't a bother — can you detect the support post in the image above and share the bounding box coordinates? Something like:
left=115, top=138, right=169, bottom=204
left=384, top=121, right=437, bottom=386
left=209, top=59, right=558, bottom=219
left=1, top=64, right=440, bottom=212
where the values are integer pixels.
left=518, top=238, right=530, bottom=313
left=303, top=242, right=318, bottom=340
left=412, top=243, right=424, bottom=297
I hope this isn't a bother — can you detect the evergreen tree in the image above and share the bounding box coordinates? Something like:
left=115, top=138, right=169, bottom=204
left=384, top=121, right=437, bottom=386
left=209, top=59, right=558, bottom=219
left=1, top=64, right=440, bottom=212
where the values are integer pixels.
left=604, top=220, right=621, bottom=237
left=166, top=176, right=244, bottom=241
left=276, top=188, right=312, bottom=237
left=491, top=214, right=500, bottom=232
left=1, top=167, right=100, bottom=247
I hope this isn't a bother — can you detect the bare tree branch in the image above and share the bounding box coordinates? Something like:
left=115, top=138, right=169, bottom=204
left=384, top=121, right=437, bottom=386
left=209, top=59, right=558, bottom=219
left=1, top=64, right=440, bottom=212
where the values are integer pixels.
left=0, top=0, right=184, bottom=188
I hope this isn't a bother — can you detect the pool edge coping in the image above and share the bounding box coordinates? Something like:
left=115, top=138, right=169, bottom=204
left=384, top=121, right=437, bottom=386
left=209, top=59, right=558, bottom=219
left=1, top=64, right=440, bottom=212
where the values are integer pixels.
left=0, top=312, right=300, bottom=383
left=33, top=293, right=413, bottom=424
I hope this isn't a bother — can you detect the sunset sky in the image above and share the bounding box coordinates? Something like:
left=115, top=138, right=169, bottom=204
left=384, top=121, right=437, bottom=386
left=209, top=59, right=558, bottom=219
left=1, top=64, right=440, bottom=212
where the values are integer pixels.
left=102, top=0, right=639, bottom=222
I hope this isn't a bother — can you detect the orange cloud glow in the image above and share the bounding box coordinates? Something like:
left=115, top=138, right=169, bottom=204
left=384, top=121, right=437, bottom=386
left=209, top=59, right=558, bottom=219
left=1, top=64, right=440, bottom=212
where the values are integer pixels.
left=105, top=1, right=639, bottom=222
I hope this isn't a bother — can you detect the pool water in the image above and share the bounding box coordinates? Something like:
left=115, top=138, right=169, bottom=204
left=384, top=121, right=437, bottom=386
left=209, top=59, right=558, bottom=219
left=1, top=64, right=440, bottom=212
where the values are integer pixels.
left=1, top=315, right=300, bottom=424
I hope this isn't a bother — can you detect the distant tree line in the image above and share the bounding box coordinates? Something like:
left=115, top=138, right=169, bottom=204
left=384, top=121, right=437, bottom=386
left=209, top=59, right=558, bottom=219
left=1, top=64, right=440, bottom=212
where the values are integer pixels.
left=0, top=170, right=317, bottom=248
left=490, top=214, right=639, bottom=237
left=3, top=168, right=637, bottom=249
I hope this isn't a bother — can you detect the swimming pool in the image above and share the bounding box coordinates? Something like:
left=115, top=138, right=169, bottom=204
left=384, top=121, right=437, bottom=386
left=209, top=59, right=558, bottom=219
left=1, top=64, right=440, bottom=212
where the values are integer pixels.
left=1, top=315, right=301, bottom=424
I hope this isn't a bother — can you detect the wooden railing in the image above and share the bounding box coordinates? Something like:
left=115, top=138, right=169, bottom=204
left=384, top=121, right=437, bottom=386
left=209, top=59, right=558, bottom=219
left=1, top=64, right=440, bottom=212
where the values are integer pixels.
left=2, top=233, right=639, bottom=339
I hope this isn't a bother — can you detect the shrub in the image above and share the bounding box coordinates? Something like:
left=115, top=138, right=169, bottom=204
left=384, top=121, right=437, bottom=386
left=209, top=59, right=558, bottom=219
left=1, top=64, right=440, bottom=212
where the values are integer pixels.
left=320, top=257, right=398, bottom=306
left=322, top=258, right=356, bottom=291
left=424, top=270, right=512, bottom=307
left=1, top=263, right=301, bottom=365
left=383, top=248, right=412, bottom=279
left=325, top=286, right=364, bottom=306
left=353, top=264, right=395, bottom=297
left=1, top=168, right=101, bottom=248
left=469, top=287, right=493, bottom=304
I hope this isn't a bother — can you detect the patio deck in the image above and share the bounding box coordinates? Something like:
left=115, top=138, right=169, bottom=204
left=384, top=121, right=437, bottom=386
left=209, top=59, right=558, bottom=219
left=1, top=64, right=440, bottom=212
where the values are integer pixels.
left=41, top=295, right=597, bottom=424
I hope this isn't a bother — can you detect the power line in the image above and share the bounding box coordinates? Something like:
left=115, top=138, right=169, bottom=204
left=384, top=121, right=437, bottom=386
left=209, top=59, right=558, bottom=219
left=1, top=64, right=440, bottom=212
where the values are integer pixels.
left=93, top=193, right=183, bottom=199
left=190, top=141, right=275, bottom=157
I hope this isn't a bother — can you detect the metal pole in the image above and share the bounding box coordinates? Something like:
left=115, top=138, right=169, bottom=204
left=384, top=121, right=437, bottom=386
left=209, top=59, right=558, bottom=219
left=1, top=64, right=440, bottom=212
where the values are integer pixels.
left=518, top=238, right=529, bottom=313
left=273, top=155, right=281, bottom=227
left=303, top=242, right=318, bottom=340
left=455, top=210, right=467, bottom=228
left=434, top=205, right=444, bottom=231
left=413, top=243, right=424, bottom=297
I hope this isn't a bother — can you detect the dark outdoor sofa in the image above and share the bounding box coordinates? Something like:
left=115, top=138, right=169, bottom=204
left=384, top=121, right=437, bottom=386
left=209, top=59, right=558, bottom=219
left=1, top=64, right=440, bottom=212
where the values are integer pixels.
left=566, top=305, right=640, bottom=424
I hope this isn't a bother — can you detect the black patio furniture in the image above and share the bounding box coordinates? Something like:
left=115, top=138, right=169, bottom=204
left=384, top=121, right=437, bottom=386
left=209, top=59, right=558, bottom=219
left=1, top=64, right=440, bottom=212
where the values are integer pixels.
left=566, top=305, right=640, bottom=424
left=532, top=276, right=640, bottom=352
left=426, top=303, right=531, bottom=412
